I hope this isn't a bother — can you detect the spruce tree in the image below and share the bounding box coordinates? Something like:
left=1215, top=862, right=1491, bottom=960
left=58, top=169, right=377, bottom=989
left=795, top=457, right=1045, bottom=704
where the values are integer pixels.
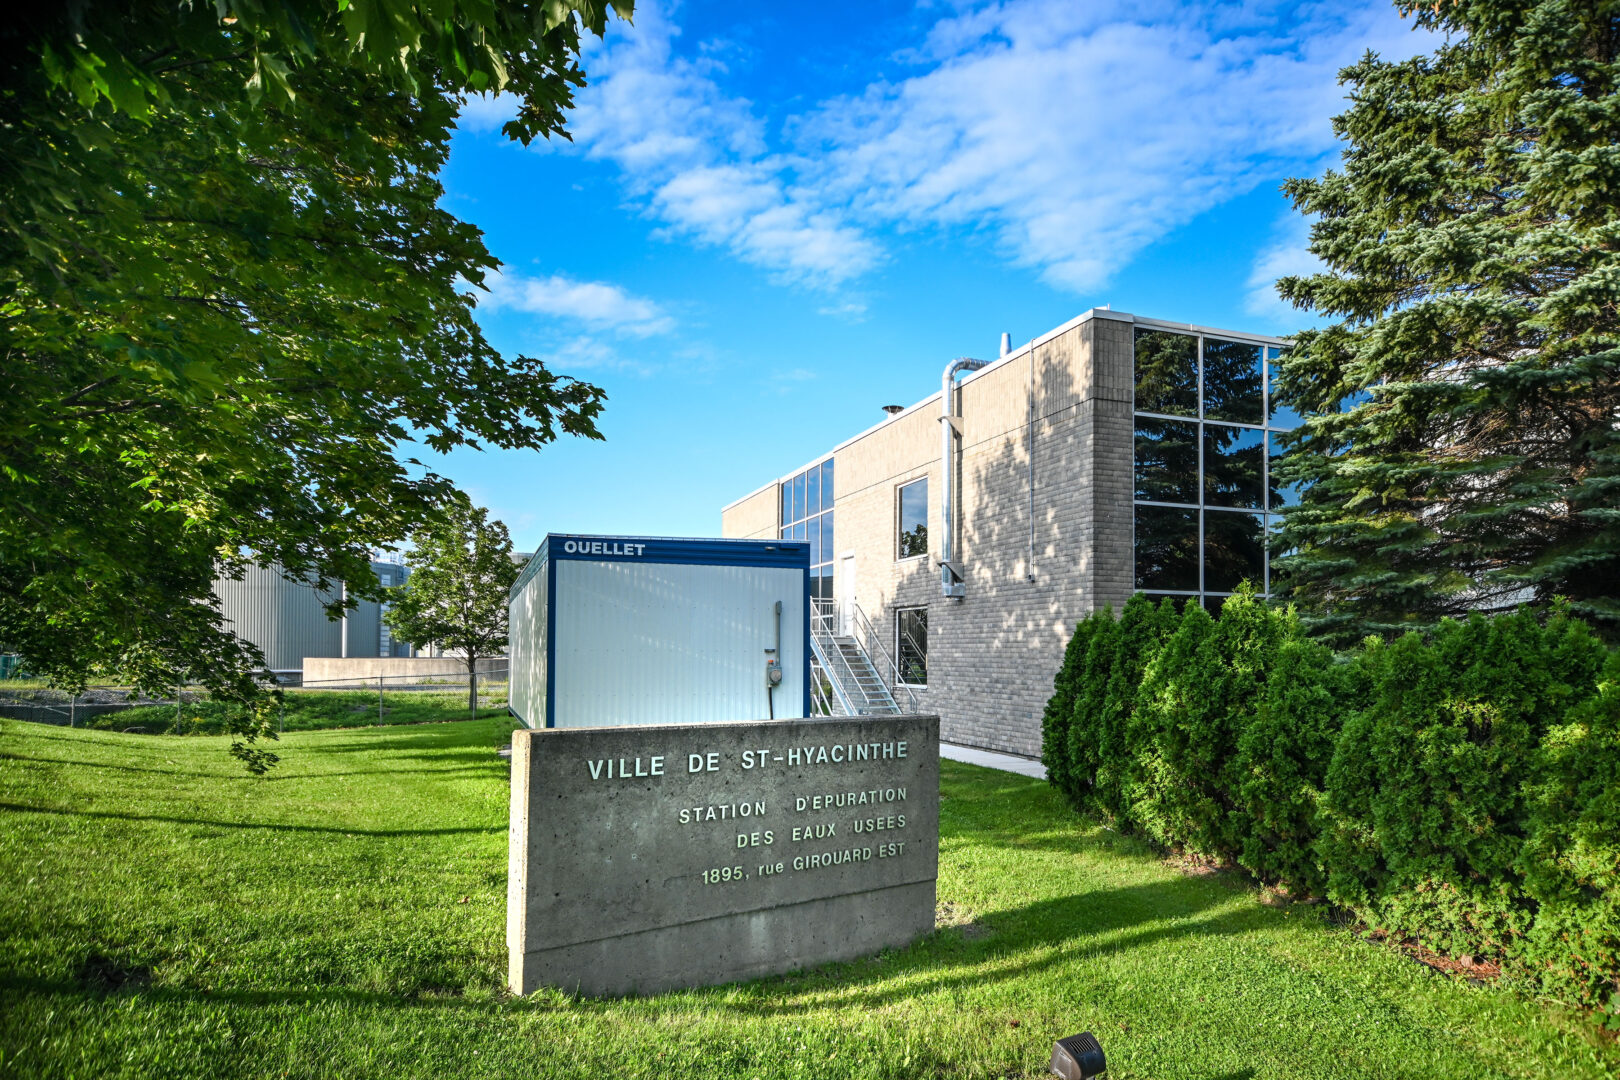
left=1271, top=0, right=1620, bottom=643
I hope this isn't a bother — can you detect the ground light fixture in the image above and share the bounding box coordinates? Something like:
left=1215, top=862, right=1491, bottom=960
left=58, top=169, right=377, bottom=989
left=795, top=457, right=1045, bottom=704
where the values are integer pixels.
left=1049, top=1032, right=1106, bottom=1079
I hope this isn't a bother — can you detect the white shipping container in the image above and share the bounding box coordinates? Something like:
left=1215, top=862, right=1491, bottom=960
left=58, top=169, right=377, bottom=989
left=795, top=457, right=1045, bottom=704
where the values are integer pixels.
left=508, top=535, right=810, bottom=728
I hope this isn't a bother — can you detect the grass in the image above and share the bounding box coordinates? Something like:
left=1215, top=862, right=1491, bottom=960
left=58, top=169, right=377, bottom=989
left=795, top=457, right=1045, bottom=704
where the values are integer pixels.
left=1, top=716, right=1615, bottom=1080
left=77, top=685, right=511, bottom=735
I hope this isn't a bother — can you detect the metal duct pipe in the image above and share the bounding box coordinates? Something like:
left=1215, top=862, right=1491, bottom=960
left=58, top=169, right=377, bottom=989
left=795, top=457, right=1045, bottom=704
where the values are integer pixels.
left=939, top=356, right=989, bottom=598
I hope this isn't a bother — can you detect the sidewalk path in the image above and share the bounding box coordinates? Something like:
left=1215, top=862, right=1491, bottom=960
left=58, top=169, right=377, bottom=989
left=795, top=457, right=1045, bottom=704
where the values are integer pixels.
left=940, top=742, right=1047, bottom=780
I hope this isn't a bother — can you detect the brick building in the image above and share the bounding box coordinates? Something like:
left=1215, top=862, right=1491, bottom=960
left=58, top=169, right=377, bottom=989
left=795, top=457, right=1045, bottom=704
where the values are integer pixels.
left=720, top=308, right=1294, bottom=758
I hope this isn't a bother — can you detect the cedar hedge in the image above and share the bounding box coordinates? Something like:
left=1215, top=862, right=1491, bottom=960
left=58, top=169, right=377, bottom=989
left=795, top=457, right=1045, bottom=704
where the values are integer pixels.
left=1042, top=590, right=1620, bottom=1022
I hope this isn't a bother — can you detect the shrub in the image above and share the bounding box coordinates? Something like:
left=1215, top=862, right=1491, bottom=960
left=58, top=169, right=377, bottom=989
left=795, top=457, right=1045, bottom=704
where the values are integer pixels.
left=1516, top=648, right=1620, bottom=1017
left=1321, top=611, right=1608, bottom=958
left=1065, top=608, right=1120, bottom=807
left=1230, top=627, right=1349, bottom=895
left=1091, top=594, right=1176, bottom=825
left=1040, top=614, right=1097, bottom=800
left=1129, top=600, right=1218, bottom=851
left=1036, top=595, right=1620, bottom=1019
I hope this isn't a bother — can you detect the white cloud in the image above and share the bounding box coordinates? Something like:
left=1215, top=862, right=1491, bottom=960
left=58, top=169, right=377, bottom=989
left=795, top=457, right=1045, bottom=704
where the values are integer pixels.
left=1245, top=216, right=1324, bottom=322
left=560, top=3, right=879, bottom=287
left=560, top=0, right=1431, bottom=294
left=479, top=272, right=675, bottom=338
left=802, top=0, right=1429, bottom=291
left=456, top=92, right=519, bottom=133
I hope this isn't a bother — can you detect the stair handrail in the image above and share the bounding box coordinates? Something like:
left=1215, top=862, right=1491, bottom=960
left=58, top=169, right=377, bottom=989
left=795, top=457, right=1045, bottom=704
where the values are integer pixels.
left=848, top=603, right=920, bottom=713
left=808, top=603, right=859, bottom=716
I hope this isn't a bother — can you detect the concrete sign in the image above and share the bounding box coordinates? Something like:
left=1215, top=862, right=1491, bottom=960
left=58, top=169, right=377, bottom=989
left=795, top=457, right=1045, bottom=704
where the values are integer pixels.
left=507, top=715, right=939, bottom=996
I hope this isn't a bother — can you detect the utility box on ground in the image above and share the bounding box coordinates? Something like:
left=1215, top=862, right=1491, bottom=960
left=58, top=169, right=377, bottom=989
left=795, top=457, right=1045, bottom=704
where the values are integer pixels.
left=507, top=535, right=810, bottom=729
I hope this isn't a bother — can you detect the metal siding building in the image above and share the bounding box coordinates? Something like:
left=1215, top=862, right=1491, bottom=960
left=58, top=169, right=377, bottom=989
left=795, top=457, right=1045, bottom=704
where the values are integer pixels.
left=508, top=535, right=810, bottom=729
left=721, top=308, right=1292, bottom=759
left=214, top=560, right=411, bottom=673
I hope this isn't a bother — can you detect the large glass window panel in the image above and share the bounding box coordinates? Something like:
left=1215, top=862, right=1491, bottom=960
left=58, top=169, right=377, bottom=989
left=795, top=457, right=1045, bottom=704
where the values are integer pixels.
left=1266, top=514, right=1288, bottom=595
left=897, top=607, right=928, bottom=686
left=808, top=517, right=822, bottom=566
left=1268, top=432, right=1304, bottom=509
left=820, top=512, right=834, bottom=562
left=1134, top=328, right=1198, bottom=416
left=1135, top=505, right=1199, bottom=591
left=1204, top=510, right=1265, bottom=592
left=821, top=458, right=835, bottom=509
left=1135, top=417, right=1199, bottom=505
left=898, top=478, right=928, bottom=559
left=1204, top=423, right=1265, bottom=509
left=1266, top=348, right=1305, bottom=429
left=1201, top=594, right=1230, bottom=618
left=1140, top=593, right=1194, bottom=615
left=780, top=482, right=792, bottom=527
left=1202, top=338, right=1263, bottom=424
left=792, top=473, right=806, bottom=523
left=813, top=567, right=832, bottom=602
left=806, top=466, right=821, bottom=518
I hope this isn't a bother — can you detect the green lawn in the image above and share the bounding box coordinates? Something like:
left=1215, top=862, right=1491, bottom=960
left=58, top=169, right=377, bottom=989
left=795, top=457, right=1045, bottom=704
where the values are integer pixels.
left=0, top=717, right=1614, bottom=1080
left=70, top=685, right=512, bottom=735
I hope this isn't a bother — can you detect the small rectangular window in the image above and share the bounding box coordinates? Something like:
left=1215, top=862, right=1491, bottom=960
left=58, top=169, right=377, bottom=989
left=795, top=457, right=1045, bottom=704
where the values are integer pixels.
left=897, top=478, right=928, bottom=559
left=896, top=607, right=928, bottom=687
left=780, top=481, right=792, bottom=528
left=806, top=466, right=821, bottom=519
left=820, top=512, right=834, bottom=565
left=821, top=458, right=835, bottom=509
left=792, top=473, right=806, bottom=523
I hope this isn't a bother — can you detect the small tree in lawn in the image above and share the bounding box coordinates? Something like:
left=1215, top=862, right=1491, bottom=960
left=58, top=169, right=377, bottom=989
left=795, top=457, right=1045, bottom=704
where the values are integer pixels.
left=386, top=500, right=520, bottom=716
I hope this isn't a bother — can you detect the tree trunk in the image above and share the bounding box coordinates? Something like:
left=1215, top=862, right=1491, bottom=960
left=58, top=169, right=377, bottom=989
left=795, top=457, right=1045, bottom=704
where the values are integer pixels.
left=467, top=653, right=478, bottom=717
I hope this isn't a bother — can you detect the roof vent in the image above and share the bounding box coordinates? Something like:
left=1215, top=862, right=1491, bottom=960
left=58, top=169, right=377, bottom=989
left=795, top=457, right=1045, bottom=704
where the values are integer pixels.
left=881, top=405, right=904, bottom=416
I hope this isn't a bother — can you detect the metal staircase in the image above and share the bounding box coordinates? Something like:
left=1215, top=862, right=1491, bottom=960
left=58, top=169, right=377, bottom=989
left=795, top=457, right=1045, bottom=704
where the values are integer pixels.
left=809, top=600, right=918, bottom=716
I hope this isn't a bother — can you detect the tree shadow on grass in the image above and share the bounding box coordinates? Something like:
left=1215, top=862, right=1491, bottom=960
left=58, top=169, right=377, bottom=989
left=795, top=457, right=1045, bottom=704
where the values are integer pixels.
left=711, top=877, right=1271, bottom=1016
left=0, top=750, right=236, bottom=780
left=0, top=750, right=499, bottom=784
left=0, top=801, right=503, bottom=838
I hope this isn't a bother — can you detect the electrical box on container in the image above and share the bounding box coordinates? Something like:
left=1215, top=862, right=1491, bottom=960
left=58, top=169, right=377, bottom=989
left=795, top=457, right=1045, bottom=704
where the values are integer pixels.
left=507, top=535, right=811, bottom=729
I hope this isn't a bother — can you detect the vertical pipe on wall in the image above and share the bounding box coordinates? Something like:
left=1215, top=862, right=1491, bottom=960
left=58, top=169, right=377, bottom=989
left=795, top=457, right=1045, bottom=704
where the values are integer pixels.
left=1027, top=340, right=1037, bottom=582
left=939, top=356, right=988, bottom=598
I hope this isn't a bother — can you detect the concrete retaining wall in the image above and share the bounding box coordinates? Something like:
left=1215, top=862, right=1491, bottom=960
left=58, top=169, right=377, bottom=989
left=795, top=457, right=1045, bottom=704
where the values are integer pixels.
left=301, top=656, right=508, bottom=688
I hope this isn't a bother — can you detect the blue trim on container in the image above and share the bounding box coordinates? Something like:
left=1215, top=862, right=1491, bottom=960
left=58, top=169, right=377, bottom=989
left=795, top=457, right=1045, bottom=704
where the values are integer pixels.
left=544, top=534, right=809, bottom=570
left=544, top=553, right=557, bottom=729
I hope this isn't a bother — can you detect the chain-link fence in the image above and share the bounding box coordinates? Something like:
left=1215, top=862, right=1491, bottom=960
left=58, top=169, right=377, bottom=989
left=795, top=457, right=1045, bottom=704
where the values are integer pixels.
left=0, top=662, right=510, bottom=732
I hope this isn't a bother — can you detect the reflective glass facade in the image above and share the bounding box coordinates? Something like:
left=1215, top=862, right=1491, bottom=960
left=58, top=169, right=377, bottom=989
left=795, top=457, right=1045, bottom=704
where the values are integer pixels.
left=781, top=458, right=835, bottom=600
left=1133, top=327, right=1295, bottom=607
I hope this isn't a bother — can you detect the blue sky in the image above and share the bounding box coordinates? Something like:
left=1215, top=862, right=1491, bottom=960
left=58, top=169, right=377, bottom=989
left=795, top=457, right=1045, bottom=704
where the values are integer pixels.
left=428, top=0, right=1430, bottom=551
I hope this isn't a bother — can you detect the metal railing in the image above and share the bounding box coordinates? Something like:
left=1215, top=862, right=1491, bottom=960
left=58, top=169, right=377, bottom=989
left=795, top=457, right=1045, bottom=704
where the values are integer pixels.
left=808, top=603, right=863, bottom=716
left=808, top=599, right=918, bottom=715
left=846, top=602, right=921, bottom=713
